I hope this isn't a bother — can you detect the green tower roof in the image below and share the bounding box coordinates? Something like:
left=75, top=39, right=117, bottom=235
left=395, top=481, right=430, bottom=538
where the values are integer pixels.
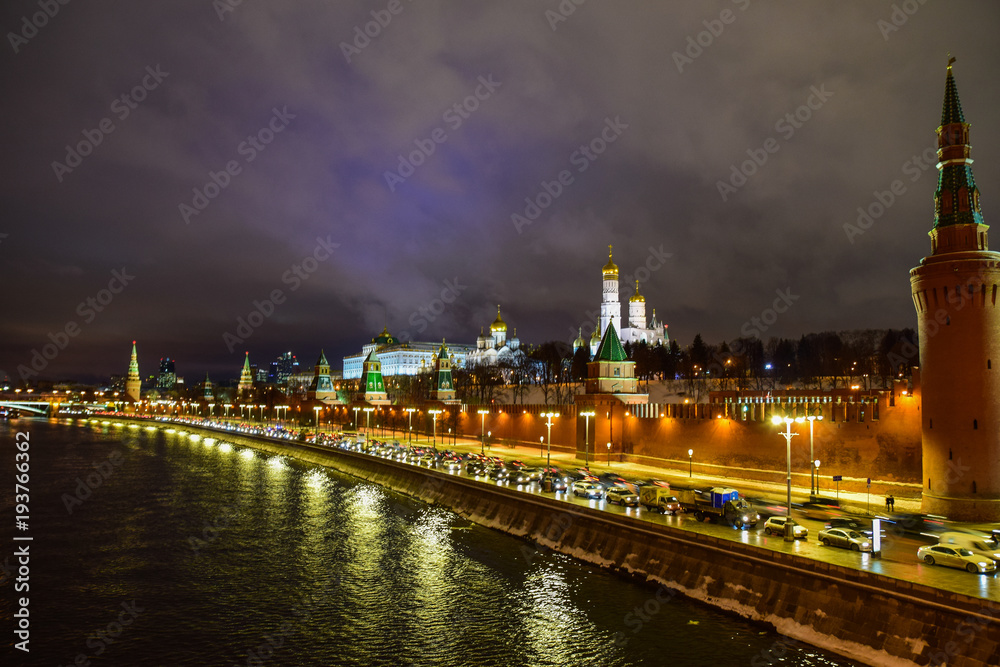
left=316, top=349, right=329, bottom=367
left=595, top=322, right=627, bottom=362
left=941, top=62, right=965, bottom=126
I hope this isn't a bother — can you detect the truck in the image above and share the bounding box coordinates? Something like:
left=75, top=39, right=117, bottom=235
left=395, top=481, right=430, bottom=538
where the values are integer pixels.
left=679, top=487, right=760, bottom=529
left=639, top=486, right=683, bottom=514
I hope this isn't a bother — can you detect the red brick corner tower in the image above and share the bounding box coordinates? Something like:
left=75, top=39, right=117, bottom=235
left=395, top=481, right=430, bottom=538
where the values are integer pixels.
left=909, top=59, right=1000, bottom=521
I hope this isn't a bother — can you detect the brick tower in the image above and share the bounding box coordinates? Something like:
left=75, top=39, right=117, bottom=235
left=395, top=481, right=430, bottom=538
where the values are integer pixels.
left=909, top=59, right=1000, bottom=521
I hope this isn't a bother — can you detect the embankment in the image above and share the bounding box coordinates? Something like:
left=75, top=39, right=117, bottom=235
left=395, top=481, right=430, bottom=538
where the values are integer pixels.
left=133, top=420, right=1000, bottom=667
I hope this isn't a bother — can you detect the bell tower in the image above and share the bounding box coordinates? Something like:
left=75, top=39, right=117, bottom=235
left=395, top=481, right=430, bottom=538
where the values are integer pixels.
left=600, top=245, right=621, bottom=336
left=909, top=59, right=1000, bottom=521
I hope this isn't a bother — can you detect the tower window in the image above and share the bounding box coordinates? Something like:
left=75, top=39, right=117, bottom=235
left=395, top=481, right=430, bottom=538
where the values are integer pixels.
left=973, top=419, right=978, bottom=430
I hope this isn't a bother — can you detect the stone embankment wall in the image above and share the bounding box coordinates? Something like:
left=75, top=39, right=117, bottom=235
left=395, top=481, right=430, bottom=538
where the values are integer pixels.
left=141, top=421, right=997, bottom=667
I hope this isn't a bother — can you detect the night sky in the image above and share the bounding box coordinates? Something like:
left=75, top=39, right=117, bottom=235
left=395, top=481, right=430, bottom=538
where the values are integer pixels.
left=2, top=1, right=999, bottom=384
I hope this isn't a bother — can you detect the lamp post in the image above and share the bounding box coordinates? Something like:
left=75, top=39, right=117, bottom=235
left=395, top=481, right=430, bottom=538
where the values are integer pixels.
left=807, top=415, right=823, bottom=498
left=688, top=449, right=693, bottom=477
left=364, top=407, right=374, bottom=435
left=224, top=403, right=232, bottom=421
left=580, top=410, right=596, bottom=469
left=542, top=412, right=559, bottom=468
left=478, top=409, right=489, bottom=455
left=814, top=460, right=821, bottom=493
left=429, top=409, right=442, bottom=445
left=606, top=442, right=611, bottom=465
left=772, top=415, right=804, bottom=542
left=405, top=408, right=415, bottom=442
left=313, top=406, right=321, bottom=427
left=352, top=407, right=360, bottom=431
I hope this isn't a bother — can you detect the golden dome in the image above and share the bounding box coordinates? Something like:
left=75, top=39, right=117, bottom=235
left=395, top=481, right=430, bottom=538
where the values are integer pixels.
left=573, top=328, right=585, bottom=347
left=490, top=305, right=507, bottom=332
left=590, top=325, right=601, bottom=340
left=602, top=245, right=618, bottom=278
left=629, top=280, right=645, bottom=303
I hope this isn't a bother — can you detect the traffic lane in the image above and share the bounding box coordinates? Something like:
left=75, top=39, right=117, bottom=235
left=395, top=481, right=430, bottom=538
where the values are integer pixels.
left=445, top=468, right=1000, bottom=599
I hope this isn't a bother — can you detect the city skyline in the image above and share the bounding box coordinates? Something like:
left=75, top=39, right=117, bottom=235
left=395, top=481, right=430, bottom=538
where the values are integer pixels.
left=2, top=2, right=999, bottom=382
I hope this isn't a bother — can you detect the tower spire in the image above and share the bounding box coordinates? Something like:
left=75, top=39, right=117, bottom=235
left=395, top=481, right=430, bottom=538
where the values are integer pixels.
left=930, top=58, right=986, bottom=250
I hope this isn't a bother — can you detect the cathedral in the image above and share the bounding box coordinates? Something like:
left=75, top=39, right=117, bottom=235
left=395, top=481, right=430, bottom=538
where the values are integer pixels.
left=575, top=246, right=668, bottom=356
left=466, top=305, right=524, bottom=367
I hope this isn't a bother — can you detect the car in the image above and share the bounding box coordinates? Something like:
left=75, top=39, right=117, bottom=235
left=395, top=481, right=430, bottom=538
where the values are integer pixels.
left=488, top=466, right=510, bottom=481
left=884, top=513, right=951, bottom=542
left=540, top=472, right=568, bottom=492
left=763, top=516, right=808, bottom=539
left=917, top=544, right=997, bottom=574
left=799, top=500, right=844, bottom=522
left=598, top=472, right=628, bottom=490
left=520, top=467, right=545, bottom=482
left=936, top=531, right=1000, bottom=563
left=818, top=528, right=872, bottom=552
left=572, top=481, right=604, bottom=499
left=508, top=469, right=534, bottom=485
left=465, top=460, right=486, bottom=475
left=605, top=487, right=640, bottom=507
left=416, top=454, right=437, bottom=468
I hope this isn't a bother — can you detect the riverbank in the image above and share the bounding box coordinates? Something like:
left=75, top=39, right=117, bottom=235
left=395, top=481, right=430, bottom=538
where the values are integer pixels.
left=96, top=417, right=999, bottom=667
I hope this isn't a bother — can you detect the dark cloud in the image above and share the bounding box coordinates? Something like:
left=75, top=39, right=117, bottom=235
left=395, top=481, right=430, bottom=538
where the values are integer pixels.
left=1, top=0, right=997, bottom=382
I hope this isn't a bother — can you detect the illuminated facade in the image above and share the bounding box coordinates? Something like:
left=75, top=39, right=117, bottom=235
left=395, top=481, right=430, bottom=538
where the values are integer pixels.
left=237, top=352, right=254, bottom=396
left=467, top=305, right=524, bottom=368
left=909, top=61, right=1000, bottom=521
left=343, top=327, right=474, bottom=379
left=589, top=246, right=668, bottom=350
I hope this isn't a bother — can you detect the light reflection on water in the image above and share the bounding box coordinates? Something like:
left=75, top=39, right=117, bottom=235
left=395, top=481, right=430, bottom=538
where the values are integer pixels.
left=2, top=420, right=854, bottom=667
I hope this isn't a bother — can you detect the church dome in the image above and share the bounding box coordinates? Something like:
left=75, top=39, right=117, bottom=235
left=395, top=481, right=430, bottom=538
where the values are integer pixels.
left=490, top=305, right=507, bottom=333
left=602, top=245, right=618, bottom=279
left=573, top=328, right=585, bottom=350
left=373, top=326, right=398, bottom=346
left=590, top=326, right=601, bottom=341
left=629, top=280, right=645, bottom=303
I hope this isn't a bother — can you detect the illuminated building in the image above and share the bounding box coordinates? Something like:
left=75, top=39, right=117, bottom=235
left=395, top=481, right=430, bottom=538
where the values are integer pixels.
left=125, top=341, right=141, bottom=402
left=343, top=327, right=474, bottom=379
left=909, top=60, right=1000, bottom=521
left=237, top=352, right=254, bottom=396
left=594, top=246, right=668, bottom=349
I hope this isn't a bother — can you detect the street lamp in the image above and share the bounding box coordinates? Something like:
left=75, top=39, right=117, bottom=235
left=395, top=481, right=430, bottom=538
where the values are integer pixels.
left=814, top=460, right=821, bottom=493
left=580, top=410, right=596, bottom=469
left=688, top=449, right=693, bottom=477
left=807, top=415, right=823, bottom=498
left=606, top=442, right=611, bottom=465
left=405, top=408, right=416, bottom=442
left=314, top=406, right=321, bottom=427
left=224, top=403, right=232, bottom=420
left=352, top=406, right=360, bottom=431
left=772, top=415, right=805, bottom=542
left=429, top=409, right=442, bottom=444
left=363, top=407, right=374, bottom=435
left=542, top=412, right=559, bottom=468
left=478, top=409, right=489, bottom=455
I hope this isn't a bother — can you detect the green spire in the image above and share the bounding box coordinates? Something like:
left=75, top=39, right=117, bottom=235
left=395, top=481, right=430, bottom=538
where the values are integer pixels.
left=595, top=322, right=627, bottom=362
left=317, top=349, right=329, bottom=367
left=933, top=59, right=984, bottom=230
left=242, top=352, right=250, bottom=370
left=941, top=58, right=965, bottom=126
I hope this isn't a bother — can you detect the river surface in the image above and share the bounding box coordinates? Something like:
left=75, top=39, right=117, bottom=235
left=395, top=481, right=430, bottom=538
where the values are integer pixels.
left=1, top=419, right=856, bottom=666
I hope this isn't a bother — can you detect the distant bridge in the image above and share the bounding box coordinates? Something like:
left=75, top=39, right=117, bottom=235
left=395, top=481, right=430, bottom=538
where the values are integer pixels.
left=0, top=401, right=51, bottom=415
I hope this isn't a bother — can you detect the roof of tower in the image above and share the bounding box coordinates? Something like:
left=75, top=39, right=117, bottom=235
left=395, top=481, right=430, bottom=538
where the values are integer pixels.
left=490, top=305, right=507, bottom=332
left=574, top=328, right=585, bottom=347
left=602, top=245, right=618, bottom=278
left=242, top=351, right=250, bottom=369
left=595, top=321, right=627, bottom=362
left=373, top=327, right=399, bottom=346
left=316, top=349, right=329, bottom=367
left=438, top=339, right=449, bottom=360
left=941, top=57, right=965, bottom=126
left=629, top=279, right=645, bottom=303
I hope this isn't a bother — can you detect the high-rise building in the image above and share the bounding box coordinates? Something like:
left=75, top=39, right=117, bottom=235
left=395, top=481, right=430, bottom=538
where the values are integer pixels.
left=909, top=60, right=1000, bottom=521
left=157, top=358, right=176, bottom=390
left=269, top=351, right=299, bottom=385
left=125, top=341, right=141, bottom=402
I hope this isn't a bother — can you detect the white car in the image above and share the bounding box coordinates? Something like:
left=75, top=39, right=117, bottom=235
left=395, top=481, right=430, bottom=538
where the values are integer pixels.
left=764, top=516, right=808, bottom=539
left=818, top=527, right=871, bottom=552
left=572, top=481, right=604, bottom=499
left=917, top=544, right=997, bottom=574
